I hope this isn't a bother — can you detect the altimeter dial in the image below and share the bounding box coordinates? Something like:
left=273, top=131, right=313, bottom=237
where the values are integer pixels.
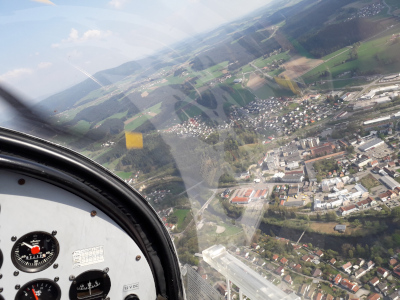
left=11, top=231, right=59, bottom=273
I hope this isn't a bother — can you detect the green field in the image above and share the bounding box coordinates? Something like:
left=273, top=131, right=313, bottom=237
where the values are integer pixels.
left=116, top=171, right=133, bottom=180
left=314, top=77, right=370, bottom=89
left=70, top=120, right=91, bottom=134
left=321, top=47, right=351, bottom=60
left=228, top=86, right=256, bottom=106
left=241, top=64, right=256, bottom=73
left=386, top=0, right=400, bottom=11
left=175, top=99, right=204, bottom=122
left=360, top=174, right=380, bottom=190
left=96, top=110, right=129, bottom=127
left=124, top=114, right=151, bottom=131
left=301, top=31, right=400, bottom=83
left=252, top=83, right=296, bottom=99
left=171, top=209, right=190, bottom=229
left=252, top=51, right=291, bottom=69
left=124, top=102, right=162, bottom=131
left=289, top=37, right=313, bottom=58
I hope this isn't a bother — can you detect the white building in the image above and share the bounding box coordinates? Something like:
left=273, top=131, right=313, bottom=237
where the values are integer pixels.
left=358, top=138, right=385, bottom=152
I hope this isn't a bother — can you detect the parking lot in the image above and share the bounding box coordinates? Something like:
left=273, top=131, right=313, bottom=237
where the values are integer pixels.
left=385, top=199, right=400, bottom=209
left=362, top=144, right=393, bottom=159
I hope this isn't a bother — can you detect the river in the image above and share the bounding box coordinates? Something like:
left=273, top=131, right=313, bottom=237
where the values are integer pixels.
left=259, top=221, right=396, bottom=252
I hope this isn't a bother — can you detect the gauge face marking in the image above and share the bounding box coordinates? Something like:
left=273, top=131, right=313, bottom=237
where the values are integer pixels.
left=11, top=231, right=59, bottom=273
left=77, top=279, right=103, bottom=299
left=14, top=279, right=61, bottom=300
left=70, top=270, right=111, bottom=300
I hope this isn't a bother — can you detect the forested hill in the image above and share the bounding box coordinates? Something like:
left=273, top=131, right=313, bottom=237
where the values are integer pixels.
left=35, top=58, right=176, bottom=114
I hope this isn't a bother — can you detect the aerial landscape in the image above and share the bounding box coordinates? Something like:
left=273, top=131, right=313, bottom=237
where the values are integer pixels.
left=9, top=0, right=400, bottom=298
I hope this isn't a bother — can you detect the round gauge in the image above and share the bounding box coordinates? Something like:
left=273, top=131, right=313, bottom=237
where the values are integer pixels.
left=0, top=248, right=3, bottom=268
left=0, top=295, right=4, bottom=300
left=15, top=279, right=61, bottom=300
left=11, top=231, right=59, bottom=273
left=69, top=270, right=111, bottom=300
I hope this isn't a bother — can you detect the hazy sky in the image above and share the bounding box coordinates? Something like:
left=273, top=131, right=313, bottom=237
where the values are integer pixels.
left=0, top=0, right=272, bottom=101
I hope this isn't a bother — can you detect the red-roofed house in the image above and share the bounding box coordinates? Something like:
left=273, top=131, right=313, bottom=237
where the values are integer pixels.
left=338, top=205, right=358, bottom=216
left=272, top=254, right=279, bottom=261
left=315, top=250, right=324, bottom=257
left=314, top=293, right=323, bottom=300
left=390, top=258, right=398, bottom=266
left=275, top=266, right=285, bottom=276
left=330, top=258, right=336, bottom=265
left=302, top=255, right=311, bottom=262
left=333, top=274, right=342, bottom=284
left=284, top=274, right=293, bottom=285
left=393, top=265, right=400, bottom=278
left=312, top=269, right=322, bottom=277
left=370, top=277, right=379, bottom=286
left=341, top=278, right=359, bottom=292
left=294, top=264, right=302, bottom=272
left=366, top=293, right=381, bottom=300
left=342, top=262, right=352, bottom=272
left=377, top=267, right=389, bottom=278
left=280, top=257, right=288, bottom=264
left=370, top=160, right=379, bottom=167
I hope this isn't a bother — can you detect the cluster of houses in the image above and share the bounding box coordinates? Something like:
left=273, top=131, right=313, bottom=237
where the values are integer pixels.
left=163, top=93, right=337, bottom=139
left=144, top=189, right=171, bottom=204
left=235, top=233, right=400, bottom=300
left=345, top=2, right=385, bottom=21
left=156, top=207, right=176, bottom=231
left=164, top=115, right=220, bottom=138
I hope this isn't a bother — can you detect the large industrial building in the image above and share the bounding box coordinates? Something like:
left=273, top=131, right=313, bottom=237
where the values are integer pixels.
left=358, top=138, right=385, bottom=152
left=363, top=116, right=391, bottom=125
left=202, top=245, right=301, bottom=300
left=380, top=176, right=400, bottom=190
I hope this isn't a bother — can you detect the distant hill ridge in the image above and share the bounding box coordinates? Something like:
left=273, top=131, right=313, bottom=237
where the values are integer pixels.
left=35, top=58, right=176, bottom=114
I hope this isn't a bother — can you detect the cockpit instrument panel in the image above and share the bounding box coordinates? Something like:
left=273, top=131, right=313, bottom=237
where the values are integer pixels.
left=0, top=128, right=184, bottom=300
left=0, top=171, right=156, bottom=300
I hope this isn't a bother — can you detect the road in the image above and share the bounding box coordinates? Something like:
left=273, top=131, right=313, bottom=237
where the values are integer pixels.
left=250, top=62, right=274, bottom=80
left=382, top=0, right=393, bottom=15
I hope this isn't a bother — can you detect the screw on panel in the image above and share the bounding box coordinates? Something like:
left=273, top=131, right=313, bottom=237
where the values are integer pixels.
left=18, top=179, right=25, bottom=185
left=69, top=275, right=75, bottom=281
left=103, top=267, right=109, bottom=273
left=52, top=230, right=57, bottom=236
left=90, top=210, right=97, bottom=217
left=53, top=264, right=58, bottom=269
left=136, top=255, right=141, bottom=261
left=15, top=285, right=20, bottom=290
left=11, top=236, right=17, bottom=241
left=0, top=274, right=2, bottom=279
left=13, top=271, right=19, bottom=276
left=54, top=277, right=59, bottom=282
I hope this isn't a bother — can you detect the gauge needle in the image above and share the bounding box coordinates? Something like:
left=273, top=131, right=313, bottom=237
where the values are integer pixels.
left=22, top=242, right=40, bottom=254
left=22, top=242, right=33, bottom=249
left=32, top=289, right=39, bottom=300
left=88, top=281, right=92, bottom=295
